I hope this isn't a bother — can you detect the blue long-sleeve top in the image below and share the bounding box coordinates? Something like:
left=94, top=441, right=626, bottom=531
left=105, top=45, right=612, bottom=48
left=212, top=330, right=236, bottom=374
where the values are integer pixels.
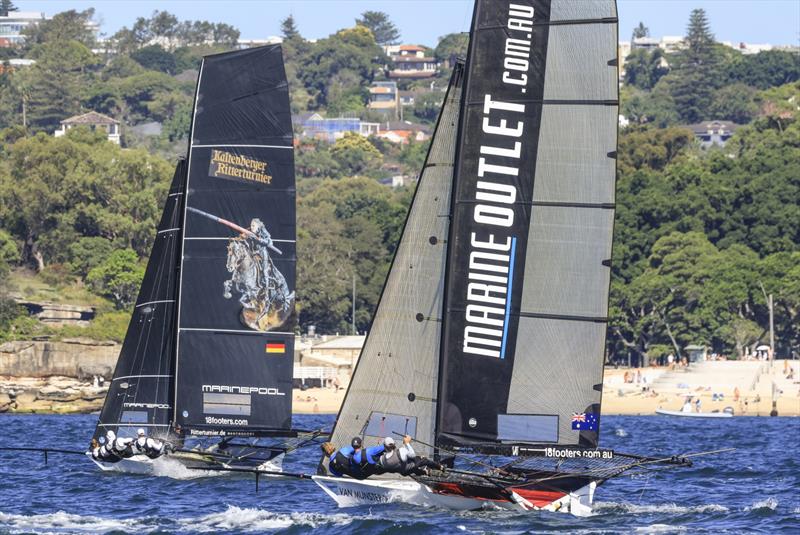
left=328, top=445, right=355, bottom=477
left=353, top=444, right=384, bottom=466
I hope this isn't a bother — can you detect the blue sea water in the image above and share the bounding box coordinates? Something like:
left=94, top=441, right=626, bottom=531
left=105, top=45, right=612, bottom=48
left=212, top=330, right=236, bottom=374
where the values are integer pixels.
left=0, top=414, right=798, bottom=534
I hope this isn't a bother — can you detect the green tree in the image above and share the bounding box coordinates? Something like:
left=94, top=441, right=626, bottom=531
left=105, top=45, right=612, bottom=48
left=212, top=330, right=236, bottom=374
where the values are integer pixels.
left=434, top=33, right=469, bottom=67
left=356, top=11, right=400, bottom=46
left=21, top=9, right=97, bottom=49
left=130, top=45, right=177, bottom=74
left=23, top=40, right=98, bottom=131
left=666, top=9, right=726, bottom=123
left=67, top=236, right=115, bottom=278
left=329, top=132, right=383, bottom=176
left=281, top=15, right=300, bottom=40
left=86, top=249, right=144, bottom=309
left=709, top=83, right=757, bottom=123
left=298, top=26, right=384, bottom=109
left=0, top=0, right=17, bottom=17
left=623, top=48, right=668, bottom=90
left=631, top=22, right=649, bottom=41
left=725, top=49, right=800, bottom=90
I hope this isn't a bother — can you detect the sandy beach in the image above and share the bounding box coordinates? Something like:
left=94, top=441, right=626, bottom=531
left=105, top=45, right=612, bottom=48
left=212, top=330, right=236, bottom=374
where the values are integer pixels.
left=293, top=359, right=800, bottom=416
left=1, top=360, right=797, bottom=417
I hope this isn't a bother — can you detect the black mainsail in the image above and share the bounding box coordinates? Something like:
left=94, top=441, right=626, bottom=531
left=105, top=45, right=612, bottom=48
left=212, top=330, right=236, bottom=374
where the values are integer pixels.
left=174, top=45, right=296, bottom=437
left=437, top=0, right=619, bottom=451
left=94, top=45, right=297, bottom=446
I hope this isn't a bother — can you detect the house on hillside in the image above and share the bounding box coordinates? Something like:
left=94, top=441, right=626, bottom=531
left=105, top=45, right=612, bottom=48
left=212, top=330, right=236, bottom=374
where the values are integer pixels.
left=54, top=111, right=121, bottom=144
left=0, top=11, right=45, bottom=47
left=376, top=120, right=431, bottom=144
left=368, top=81, right=399, bottom=119
left=684, top=120, right=739, bottom=148
left=292, top=113, right=380, bottom=142
left=385, top=44, right=438, bottom=79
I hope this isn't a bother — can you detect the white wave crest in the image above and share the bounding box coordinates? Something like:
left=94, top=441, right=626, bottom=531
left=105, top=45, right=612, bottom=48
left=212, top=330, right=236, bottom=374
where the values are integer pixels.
left=634, top=524, right=687, bottom=533
left=744, top=497, right=778, bottom=512
left=182, top=505, right=355, bottom=532
left=0, top=510, right=152, bottom=534
left=150, top=456, right=228, bottom=479
left=594, top=502, right=729, bottom=515
left=614, top=427, right=629, bottom=437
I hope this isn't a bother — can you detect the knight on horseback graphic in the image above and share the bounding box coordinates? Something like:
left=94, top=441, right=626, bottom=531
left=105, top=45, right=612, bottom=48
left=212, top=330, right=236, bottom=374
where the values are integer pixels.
left=187, top=206, right=294, bottom=332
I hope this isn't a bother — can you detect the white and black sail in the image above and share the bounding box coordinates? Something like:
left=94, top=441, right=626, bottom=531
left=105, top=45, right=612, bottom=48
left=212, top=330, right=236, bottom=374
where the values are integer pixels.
left=437, top=0, right=619, bottom=451
left=93, top=160, right=186, bottom=440
left=328, top=63, right=466, bottom=457
left=174, top=45, right=296, bottom=437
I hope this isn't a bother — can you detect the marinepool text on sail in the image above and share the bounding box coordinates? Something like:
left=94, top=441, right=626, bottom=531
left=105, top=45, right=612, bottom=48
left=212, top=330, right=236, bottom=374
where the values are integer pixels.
left=463, top=3, right=533, bottom=359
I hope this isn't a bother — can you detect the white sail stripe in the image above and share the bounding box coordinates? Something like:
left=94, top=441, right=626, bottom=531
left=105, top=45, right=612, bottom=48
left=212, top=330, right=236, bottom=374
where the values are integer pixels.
left=183, top=237, right=295, bottom=243
left=157, top=228, right=180, bottom=234
left=179, top=328, right=293, bottom=336
left=191, top=143, right=292, bottom=149
left=113, top=374, right=173, bottom=381
left=168, top=192, right=184, bottom=197
left=135, top=300, right=175, bottom=308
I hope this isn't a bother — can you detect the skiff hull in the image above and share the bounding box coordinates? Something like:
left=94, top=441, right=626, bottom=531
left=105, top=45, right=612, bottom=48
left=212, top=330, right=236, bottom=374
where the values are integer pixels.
left=86, top=451, right=285, bottom=476
left=312, top=475, right=597, bottom=516
left=655, top=409, right=733, bottom=418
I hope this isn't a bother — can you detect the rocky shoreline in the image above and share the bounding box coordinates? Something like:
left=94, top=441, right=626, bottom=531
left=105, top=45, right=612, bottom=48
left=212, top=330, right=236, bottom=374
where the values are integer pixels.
left=0, top=375, right=108, bottom=413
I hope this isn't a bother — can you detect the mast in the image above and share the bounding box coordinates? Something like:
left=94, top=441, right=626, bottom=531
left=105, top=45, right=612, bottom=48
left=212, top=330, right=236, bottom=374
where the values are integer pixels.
left=436, top=0, right=619, bottom=453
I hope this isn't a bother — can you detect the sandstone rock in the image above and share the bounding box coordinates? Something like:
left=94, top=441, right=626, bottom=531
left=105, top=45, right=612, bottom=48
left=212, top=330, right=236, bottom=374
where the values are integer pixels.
left=14, top=389, right=38, bottom=405
left=37, top=386, right=82, bottom=402
left=13, top=398, right=53, bottom=413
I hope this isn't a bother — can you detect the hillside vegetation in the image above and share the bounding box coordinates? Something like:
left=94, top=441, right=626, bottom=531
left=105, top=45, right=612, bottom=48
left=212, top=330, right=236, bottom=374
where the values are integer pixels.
left=0, top=7, right=797, bottom=361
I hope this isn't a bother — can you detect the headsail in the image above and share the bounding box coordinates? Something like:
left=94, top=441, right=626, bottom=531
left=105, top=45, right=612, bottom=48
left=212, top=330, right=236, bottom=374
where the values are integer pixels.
left=437, top=0, right=619, bottom=450
left=328, top=63, right=466, bottom=456
left=174, top=45, right=296, bottom=437
left=93, top=159, right=186, bottom=440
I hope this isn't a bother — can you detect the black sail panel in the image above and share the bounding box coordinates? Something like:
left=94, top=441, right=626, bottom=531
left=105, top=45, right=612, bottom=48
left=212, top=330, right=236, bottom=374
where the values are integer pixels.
left=174, top=46, right=295, bottom=437
left=93, top=159, right=186, bottom=441
left=437, top=0, right=618, bottom=449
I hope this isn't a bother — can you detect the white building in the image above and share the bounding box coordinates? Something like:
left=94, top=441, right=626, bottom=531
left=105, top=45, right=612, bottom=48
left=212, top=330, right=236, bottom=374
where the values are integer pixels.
left=0, top=11, right=45, bottom=46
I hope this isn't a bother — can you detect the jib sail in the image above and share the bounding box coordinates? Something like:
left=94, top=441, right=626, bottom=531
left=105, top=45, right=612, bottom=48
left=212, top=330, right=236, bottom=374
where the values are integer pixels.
left=328, top=64, right=466, bottom=456
left=436, top=0, right=619, bottom=450
left=93, top=159, right=186, bottom=440
left=173, top=45, right=296, bottom=437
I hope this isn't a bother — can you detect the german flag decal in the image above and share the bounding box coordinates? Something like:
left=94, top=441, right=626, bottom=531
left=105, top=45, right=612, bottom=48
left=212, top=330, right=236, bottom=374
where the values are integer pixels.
left=266, top=343, right=285, bottom=354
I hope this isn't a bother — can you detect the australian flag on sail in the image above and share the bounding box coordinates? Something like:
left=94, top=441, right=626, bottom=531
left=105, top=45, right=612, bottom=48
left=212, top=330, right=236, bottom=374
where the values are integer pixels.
left=572, top=412, right=599, bottom=431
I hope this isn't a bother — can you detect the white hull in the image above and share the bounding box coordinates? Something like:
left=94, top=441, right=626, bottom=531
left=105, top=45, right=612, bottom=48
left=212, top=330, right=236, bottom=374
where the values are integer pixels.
left=86, top=451, right=285, bottom=477
left=656, top=409, right=733, bottom=418
left=312, top=476, right=597, bottom=516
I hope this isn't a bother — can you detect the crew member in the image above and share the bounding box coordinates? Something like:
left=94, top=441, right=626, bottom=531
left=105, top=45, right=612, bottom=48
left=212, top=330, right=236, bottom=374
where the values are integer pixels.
left=320, top=437, right=363, bottom=478
left=91, top=431, right=127, bottom=462
left=132, top=428, right=168, bottom=459
left=352, top=439, right=385, bottom=479
left=109, top=430, right=135, bottom=459
left=377, top=435, right=443, bottom=476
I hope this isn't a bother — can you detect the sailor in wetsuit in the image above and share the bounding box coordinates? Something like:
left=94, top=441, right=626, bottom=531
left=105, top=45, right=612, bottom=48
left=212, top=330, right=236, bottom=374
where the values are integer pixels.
left=321, top=437, right=363, bottom=478
left=351, top=440, right=385, bottom=479
left=131, top=428, right=168, bottom=459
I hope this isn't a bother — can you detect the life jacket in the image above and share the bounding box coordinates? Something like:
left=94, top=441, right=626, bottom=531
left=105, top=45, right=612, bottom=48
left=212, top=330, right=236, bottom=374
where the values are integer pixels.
left=328, top=445, right=355, bottom=477
left=98, top=441, right=121, bottom=463
left=112, top=437, right=134, bottom=458
left=378, top=450, right=403, bottom=472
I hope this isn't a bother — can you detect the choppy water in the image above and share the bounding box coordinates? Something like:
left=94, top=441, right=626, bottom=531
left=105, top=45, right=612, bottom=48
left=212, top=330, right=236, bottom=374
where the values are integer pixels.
left=1, top=414, right=798, bottom=534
